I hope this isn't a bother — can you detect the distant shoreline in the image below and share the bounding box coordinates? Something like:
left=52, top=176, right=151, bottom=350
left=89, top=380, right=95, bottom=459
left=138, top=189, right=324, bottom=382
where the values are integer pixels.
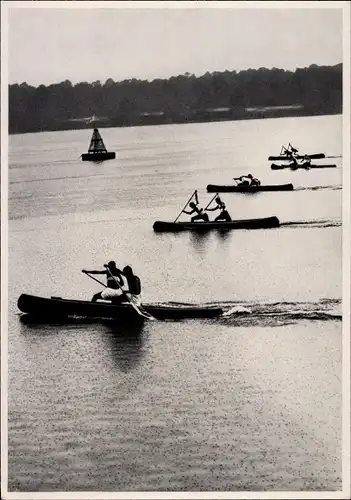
left=8, top=109, right=341, bottom=136
left=9, top=63, right=342, bottom=135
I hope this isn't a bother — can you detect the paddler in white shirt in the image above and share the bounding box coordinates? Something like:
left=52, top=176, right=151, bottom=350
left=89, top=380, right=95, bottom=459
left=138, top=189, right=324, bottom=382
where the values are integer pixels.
left=235, top=174, right=253, bottom=186
left=86, top=261, right=126, bottom=304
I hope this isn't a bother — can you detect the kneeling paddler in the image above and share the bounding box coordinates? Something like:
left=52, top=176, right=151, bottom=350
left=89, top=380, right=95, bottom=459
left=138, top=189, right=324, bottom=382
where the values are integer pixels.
left=206, top=196, right=232, bottom=222
left=121, top=266, right=142, bottom=303
left=301, top=155, right=311, bottom=168
left=83, top=261, right=141, bottom=304
left=235, top=174, right=259, bottom=186
left=183, top=202, right=209, bottom=223
left=83, top=261, right=125, bottom=303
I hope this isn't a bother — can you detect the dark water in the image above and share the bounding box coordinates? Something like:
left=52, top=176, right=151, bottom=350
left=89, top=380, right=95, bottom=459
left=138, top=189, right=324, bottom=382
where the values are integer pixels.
left=7, top=115, right=342, bottom=491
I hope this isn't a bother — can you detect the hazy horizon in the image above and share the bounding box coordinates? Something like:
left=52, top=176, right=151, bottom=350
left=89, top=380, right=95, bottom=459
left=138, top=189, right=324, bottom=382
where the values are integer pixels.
left=7, top=4, right=343, bottom=87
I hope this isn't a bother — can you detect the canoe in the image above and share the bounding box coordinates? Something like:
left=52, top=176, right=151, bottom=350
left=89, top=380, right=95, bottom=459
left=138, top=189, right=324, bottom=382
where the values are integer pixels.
left=271, top=163, right=337, bottom=170
left=268, top=153, right=325, bottom=161
left=153, top=216, right=280, bottom=232
left=207, top=183, right=293, bottom=193
left=17, top=294, right=223, bottom=321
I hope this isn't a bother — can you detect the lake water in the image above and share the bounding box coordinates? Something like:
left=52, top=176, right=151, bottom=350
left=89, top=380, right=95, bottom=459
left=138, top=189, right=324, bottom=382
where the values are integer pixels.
left=6, top=115, right=342, bottom=492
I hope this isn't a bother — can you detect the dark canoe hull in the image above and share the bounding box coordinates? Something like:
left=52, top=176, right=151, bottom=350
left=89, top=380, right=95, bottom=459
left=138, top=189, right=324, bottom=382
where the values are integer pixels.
left=268, top=153, right=325, bottom=161
left=153, top=216, right=280, bottom=232
left=82, top=152, right=115, bottom=161
left=17, top=294, right=223, bottom=321
left=271, top=163, right=337, bottom=170
left=207, top=183, right=293, bottom=193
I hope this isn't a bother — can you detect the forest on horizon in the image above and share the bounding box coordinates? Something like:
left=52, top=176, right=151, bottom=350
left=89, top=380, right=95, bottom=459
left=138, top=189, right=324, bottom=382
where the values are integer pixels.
left=9, top=63, right=342, bottom=134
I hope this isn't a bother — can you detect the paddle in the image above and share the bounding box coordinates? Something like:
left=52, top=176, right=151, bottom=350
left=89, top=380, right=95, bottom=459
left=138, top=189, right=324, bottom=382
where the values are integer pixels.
left=174, top=190, right=197, bottom=223
left=103, top=265, right=156, bottom=321
left=205, top=193, right=219, bottom=211
left=83, top=269, right=156, bottom=320
left=288, top=142, right=298, bottom=154
left=233, top=176, right=243, bottom=185
left=82, top=270, right=106, bottom=288
left=283, top=145, right=291, bottom=156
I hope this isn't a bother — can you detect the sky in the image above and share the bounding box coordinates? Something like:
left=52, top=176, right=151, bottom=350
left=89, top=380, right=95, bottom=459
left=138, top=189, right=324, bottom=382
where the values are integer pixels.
left=6, top=2, right=344, bottom=87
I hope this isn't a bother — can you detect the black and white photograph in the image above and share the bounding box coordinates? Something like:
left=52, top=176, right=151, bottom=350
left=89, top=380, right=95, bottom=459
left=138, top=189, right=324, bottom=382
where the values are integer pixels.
left=1, top=1, right=350, bottom=497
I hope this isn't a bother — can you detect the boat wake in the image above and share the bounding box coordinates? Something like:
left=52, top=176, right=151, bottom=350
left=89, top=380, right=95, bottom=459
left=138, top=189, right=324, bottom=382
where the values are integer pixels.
left=280, top=218, right=341, bottom=229
left=153, top=298, right=341, bottom=326
left=218, top=299, right=340, bottom=326
left=294, top=185, right=342, bottom=192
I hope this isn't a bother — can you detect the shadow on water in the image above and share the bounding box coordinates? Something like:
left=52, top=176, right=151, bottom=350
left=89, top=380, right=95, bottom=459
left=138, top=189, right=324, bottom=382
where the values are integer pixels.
left=189, top=230, right=212, bottom=254
left=101, top=320, right=147, bottom=373
left=18, top=314, right=112, bottom=330
left=216, top=228, right=232, bottom=241
left=19, top=313, right=145, bottom=335
left=18, top=314, right=102, bottom=335
left=18, top=313, right=147, bottom=373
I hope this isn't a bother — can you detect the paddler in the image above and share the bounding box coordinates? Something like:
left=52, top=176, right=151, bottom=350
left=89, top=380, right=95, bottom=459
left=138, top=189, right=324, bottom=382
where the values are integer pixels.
left=283, top=146, right=293, bottom=158
left=246, top=174, right=261, bottom=186
left=84, top=261, right=126, bottom=304
left=289, top=144, right=299, bottom=154
left=301, top=154, right=311, bottom=167
left=206, top=196, right=232, bottom=222
left=249, top=174, right=261, bottom=186
left=183, top=201, right=209, bottom=222
left=235, top=174, right=252, bottom=186
left=122, top=266, right=142, bottom=302
left=288, top=155, right=298, bottom=169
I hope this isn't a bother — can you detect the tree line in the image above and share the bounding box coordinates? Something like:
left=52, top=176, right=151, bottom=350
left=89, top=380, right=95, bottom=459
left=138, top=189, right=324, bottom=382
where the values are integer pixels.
left=9, top=63, right=342, bottom=134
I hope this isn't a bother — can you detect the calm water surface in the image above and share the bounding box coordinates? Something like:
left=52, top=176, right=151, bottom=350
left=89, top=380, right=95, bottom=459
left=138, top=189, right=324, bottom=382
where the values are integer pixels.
left=7, top=115, right=342, bottom=491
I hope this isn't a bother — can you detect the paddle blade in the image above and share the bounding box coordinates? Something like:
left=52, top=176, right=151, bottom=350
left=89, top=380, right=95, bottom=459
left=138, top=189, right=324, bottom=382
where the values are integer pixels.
left=130, top=295, right=157, bottom=321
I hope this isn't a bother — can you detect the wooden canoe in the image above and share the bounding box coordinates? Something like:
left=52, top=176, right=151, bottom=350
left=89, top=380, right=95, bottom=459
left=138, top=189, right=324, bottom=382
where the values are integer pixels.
left=271, top=163, right=337, bottom=170
left=268, top=153, right=325, bottom=161
left=153, top=216, right=280, bottom=232
left=17, top=294, right=223, bottom=321
left=206, top=183, right=293, bottom=192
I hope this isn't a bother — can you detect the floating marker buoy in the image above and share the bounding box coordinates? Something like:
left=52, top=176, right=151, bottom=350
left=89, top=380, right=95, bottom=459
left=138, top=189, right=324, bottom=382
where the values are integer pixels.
left=81, top=128, right=115, bottom=162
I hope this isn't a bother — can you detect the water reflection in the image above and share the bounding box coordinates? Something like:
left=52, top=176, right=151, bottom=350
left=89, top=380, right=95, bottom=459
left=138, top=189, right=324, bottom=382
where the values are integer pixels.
left=216, top=228, right=233, bottom=241
left=19, top=313, right=147, bottom=373
left=19, top=313, right=145, bottom=331
left=189, top=230, right=212, bottom=254
left=101, top=320, right=146, bottom=373
left=19, top=314, right=101, bottom=328
left=18, top=314, right=104, bottom=340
